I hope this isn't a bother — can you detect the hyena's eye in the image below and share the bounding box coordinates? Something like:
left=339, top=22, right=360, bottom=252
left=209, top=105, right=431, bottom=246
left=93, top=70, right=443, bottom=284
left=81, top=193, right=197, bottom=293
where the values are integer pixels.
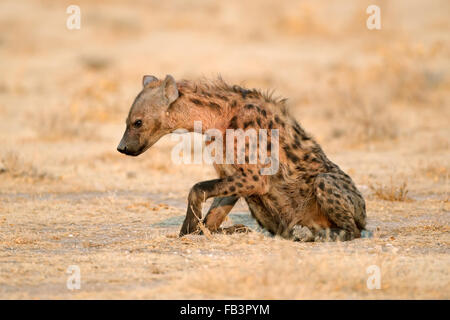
left=133, top=120, right=142, bottom=128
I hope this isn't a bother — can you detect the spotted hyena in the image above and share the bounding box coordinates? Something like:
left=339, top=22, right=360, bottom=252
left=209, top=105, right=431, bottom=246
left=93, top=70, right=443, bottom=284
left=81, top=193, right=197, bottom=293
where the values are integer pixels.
left=117, top=75, right=368, bottom=241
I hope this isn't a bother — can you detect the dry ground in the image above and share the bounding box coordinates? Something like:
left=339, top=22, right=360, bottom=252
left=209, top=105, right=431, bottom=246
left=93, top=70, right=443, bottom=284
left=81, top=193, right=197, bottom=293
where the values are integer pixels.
left=0, top=0, right=449, bottom=299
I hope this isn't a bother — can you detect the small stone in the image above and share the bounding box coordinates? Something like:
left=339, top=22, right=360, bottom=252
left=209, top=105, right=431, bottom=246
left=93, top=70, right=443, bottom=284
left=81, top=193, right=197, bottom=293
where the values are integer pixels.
left=361, top=230, right=373, bottom=238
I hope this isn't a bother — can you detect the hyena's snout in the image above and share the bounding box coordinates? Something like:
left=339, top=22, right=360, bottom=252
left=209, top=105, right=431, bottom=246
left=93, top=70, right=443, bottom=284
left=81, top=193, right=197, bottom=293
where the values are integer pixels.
left=116, top=144, right=127, bottom=154
left=116, top=134, right=128, bottom=154
left=117, top=133, right=132, bottom=155
left=117, top=131, right=145, bottom=156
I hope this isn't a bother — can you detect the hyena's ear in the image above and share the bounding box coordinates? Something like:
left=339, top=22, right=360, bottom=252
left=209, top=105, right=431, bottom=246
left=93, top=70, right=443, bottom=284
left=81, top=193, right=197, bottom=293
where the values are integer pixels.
left=162, top=74, right=179, bottom=105
left=142, top=75, right=158, bottom=88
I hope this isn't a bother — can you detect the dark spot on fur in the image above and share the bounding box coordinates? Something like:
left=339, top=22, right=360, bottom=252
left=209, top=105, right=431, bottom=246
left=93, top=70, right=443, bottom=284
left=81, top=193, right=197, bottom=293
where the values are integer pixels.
left=252, top=175, right=259, bottom=181
left=274, top=115, right=282, bottom=124
left=233, top=85, right=253, bottom=99
left=190, top=98, right=202, bottom=105
left=285, top=147, right=300, bottom=162
left=229, top=186, right=236, bottom=192
left=229, top=116, right=238, bottom=129
left=318, top=182, right=325, bottom=191
left=208, top=101, right=222, bottom=113
left=293, top=136, right=302, bottom=148
left=293, top=123, right=302, bottom=135
left=243, top=120, right=254, bottom=129
left=236, top=182, right=243, bottom=187
left=305, top=174, right=317, bottom=184
left=216, top=94, right=228, bottom=101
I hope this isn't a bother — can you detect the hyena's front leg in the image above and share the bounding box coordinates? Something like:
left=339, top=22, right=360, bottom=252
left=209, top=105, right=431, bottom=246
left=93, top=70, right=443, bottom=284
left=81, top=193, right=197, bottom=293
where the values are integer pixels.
left=203, top=196, right=239, bottom=231
left=179, top=174, right=263, bottom=236
left=204, top=196, right=252, bottom=235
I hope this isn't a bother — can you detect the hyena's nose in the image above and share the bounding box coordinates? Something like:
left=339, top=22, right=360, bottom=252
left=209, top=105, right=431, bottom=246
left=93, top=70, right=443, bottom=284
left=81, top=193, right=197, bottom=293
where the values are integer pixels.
left=117, top=145, right=127, bottom=154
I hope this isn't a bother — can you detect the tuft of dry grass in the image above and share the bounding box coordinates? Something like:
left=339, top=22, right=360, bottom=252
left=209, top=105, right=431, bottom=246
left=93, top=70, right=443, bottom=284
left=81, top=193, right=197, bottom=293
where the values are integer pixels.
left=342, top=96, right=397, bottom=144
left=0, top=151, right=48, bottom=180
left=370, top=179, right=410, bottom=202
left=31, top=104, right=97, bottom=141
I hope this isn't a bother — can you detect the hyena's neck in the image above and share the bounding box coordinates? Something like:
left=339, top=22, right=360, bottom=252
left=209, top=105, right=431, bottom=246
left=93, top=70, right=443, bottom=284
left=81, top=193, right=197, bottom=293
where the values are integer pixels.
left=166, top=82, right=231, bottom=133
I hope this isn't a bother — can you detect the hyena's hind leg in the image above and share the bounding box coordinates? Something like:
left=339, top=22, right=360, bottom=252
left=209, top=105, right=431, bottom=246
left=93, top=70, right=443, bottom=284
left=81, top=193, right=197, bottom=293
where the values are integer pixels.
left=203, top=196, right=251, bottom=234
left=311, top=172, right=366, bottom=241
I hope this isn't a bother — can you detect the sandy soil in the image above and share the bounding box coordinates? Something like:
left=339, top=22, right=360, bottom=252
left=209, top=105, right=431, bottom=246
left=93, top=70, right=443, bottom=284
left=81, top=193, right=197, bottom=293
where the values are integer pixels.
left=0, top=0, right=449, bottom=299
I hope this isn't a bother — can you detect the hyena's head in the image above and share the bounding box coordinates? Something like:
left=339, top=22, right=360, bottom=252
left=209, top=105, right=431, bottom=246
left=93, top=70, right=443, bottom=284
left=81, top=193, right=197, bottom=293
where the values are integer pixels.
left=117, top=75, right=179, bottom=156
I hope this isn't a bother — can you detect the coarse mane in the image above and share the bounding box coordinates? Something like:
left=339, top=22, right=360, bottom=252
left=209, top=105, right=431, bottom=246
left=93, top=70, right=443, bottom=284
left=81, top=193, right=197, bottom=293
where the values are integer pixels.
left=178, top=76, right=290, bottom=114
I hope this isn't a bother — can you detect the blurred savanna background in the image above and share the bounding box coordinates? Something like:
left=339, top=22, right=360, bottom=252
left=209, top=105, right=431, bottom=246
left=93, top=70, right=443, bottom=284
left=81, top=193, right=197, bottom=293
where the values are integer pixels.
left=0, top=0, right=448, bottom=299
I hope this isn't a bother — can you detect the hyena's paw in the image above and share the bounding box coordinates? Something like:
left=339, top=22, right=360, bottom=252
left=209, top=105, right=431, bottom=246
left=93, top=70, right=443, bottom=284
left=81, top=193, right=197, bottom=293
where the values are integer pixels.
left=292, top=225, right=315, bottom=242
left=314, top=228, right=353, bottom=242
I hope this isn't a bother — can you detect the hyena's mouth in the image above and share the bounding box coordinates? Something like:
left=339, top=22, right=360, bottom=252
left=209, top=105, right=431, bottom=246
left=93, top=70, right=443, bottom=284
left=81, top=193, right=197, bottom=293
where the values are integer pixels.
left=126, top=144, right=148, bottom=157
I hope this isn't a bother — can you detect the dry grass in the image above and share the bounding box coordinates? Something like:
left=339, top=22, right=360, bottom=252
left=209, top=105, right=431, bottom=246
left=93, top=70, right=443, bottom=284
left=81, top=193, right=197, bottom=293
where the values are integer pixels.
left=0, top=151, right=49, bottom=180
left=32, top=107, right=97, bottom=141
left=0, top=0, right=448, bottom=299
left=370, top=179, right=410, bottom=202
